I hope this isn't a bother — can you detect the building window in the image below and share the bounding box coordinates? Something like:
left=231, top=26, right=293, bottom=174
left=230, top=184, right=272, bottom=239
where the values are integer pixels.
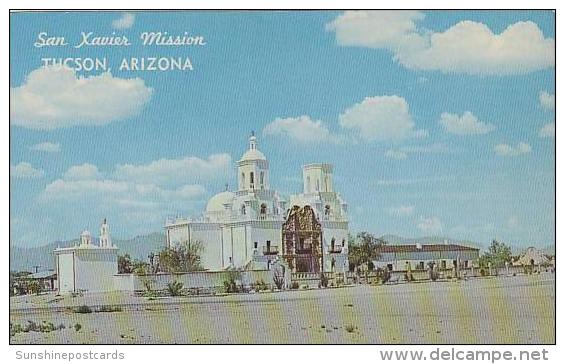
left=250, top=172, right=254, bottom=189
left=260, top=171, right=264, bottom=188
left=330, top=238, right=335, bottom=252
left=342, top=239, right=345, bottom=247
left=325, top=176, right=329, bottom=192
left=260, top=203, right=267, bottom=215
left=419, top=261, right=425, bottom=270
left=241, top=173, right=245, bottom=189
left=441, top=260, right=446, bottom=269
left=316, top=179, right=320, bottom=191
left=306, top=176, right=311, bottom=193
left=241, top=204, right=246, bottom=215
left=254, top=242, right=258, bottom=249
left=325, top=205, right=331, bottom=216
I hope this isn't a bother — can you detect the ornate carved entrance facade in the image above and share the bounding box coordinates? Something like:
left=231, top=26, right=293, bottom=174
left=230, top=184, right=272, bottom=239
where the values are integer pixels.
left=281, top=205, right=323, bottom=273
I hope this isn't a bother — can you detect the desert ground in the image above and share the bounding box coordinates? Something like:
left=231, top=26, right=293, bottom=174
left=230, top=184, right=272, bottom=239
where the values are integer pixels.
left=10, top=273, right=554, bottom=344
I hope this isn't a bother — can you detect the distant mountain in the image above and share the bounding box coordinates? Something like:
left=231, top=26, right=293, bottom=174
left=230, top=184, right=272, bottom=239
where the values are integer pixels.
left=542, top=244, right=555, bottom=256
left=10, top=232, right=166, bottom=272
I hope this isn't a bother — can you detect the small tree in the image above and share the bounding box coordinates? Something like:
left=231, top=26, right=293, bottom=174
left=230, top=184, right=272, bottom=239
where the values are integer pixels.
left=158, top=240, right=203, bottom=273
left=133, top=261, right=154, bottom=292
left=118, top=254, right=133, bottom=274
left=479, top=239, right=512, bottom=272
left=348, top=232, right=386, bottom=272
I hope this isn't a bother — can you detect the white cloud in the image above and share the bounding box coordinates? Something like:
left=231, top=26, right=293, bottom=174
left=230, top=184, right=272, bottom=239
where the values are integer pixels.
left=539, top=91, right=555, bottom=111
left=112, top=13, right=135, bottom=30
left=114, top=153, right=232, bottom=187
left=388, top=205, right=415, bottom=217
left=494, top=142, right=532, bottom=157
left=63, top=163, right=102, bottom=180
left=263, top=116, right=337, bottom=143
left=539, top=123, right=555, bottom=138
left=439, top=111, right=495, bottom=135
left=30, top=142, right=61, bottom=153
left=10, top=65, right=152, bottom=130
left=42, top=162, right=207, bottom=215
left=10, top=162, right=44, bottom=179
left=327, top=11, right=554, bottom=75
left=326, top=11, right=425, bottom=50
left=42, top=178, right=206, bottom=205
left=384, top=149, right=408, bottom=160
left=385, top=143, right=450, bottom=160
left=41, top=154, right=228, bottom=218
left=417, top=216, right=443, bottom=235
left=339, top=95, right=426, bottom=141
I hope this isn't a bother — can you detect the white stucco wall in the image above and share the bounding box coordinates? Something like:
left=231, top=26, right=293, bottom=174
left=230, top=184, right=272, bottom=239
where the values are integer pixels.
left=55, top=247, right=118, bottom=293
left=56, top=252, right=75, bottom=293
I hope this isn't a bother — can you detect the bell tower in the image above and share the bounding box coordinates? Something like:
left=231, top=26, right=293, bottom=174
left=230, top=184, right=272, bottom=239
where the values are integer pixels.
left=237, top=132, right=269, bottom=191
left=99, top=218, right=112, bottom=248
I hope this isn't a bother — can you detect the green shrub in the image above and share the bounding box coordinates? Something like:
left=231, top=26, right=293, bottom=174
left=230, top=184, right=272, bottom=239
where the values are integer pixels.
left=167, top=281, right=184, bottom=296
left=11, top=320, right=64, bottom=336
left=273, top=271, right=285, bottom=290
left=254, top=280, right=268, bottom=291
left=74, top=323, right=82, bottom=332
left=74, top=305, right=92, bottom=314
left=319, top=273, right=329, bottom=288
left=97, top=305, right=122, bottom=313
left=291, top=281, right=299, bottom=289
left=381, top=269, right=391, bottom=284
left=223, top=270, right=242, bottom=293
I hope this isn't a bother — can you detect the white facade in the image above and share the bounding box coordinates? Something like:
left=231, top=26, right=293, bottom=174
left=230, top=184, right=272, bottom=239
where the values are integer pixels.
left=55, top=220, right=118, bottom=293
left=165, top=134, right=349, bottom=272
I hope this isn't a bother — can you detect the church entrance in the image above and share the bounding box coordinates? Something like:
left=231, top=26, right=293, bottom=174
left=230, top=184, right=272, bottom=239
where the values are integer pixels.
left=281, top=205, right=323, bottom=273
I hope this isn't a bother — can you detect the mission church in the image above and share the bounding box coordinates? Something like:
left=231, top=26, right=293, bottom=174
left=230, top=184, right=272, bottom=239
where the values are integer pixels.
left=165, top=133, right=350, bottom=273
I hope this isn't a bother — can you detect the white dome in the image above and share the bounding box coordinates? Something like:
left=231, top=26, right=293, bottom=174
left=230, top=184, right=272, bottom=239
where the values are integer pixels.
left=240, top=148, right=266, bottom=161
left=206, top=191, right=235, bottom=213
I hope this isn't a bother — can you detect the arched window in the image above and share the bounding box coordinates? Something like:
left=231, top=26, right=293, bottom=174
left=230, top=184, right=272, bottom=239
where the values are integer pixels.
left=260, top=203, right=267, bottom=216
left=324, top=205, right=331, bottom=216
left=241, top=204, right=246, bottom=215
left=331, top=238, right=335, bottom=252
left=250, top=172, right=254, bottom=189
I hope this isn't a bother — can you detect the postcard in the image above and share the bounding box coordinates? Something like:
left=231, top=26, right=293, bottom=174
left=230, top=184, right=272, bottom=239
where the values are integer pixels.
left=9, top=10, right=555, bottom=345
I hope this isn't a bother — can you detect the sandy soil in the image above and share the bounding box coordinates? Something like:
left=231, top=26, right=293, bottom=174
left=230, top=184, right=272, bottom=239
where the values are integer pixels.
left=10, top=273, right=555, bottom=344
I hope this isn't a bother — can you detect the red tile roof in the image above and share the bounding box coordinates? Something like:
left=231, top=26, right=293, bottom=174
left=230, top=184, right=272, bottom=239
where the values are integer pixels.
left=378, top=244, right=479, bottom=253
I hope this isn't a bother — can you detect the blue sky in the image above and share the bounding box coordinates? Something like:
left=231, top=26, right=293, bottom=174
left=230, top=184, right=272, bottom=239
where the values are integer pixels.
left=10, top=11, right=555, bottom=248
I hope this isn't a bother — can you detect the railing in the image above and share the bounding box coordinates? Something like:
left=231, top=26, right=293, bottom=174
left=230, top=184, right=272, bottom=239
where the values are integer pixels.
left=263, top=246, right=279, bottom=255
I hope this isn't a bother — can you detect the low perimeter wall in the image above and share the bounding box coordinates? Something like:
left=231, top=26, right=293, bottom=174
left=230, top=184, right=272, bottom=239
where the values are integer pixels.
left=114, top=269, right=277, bottom=293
